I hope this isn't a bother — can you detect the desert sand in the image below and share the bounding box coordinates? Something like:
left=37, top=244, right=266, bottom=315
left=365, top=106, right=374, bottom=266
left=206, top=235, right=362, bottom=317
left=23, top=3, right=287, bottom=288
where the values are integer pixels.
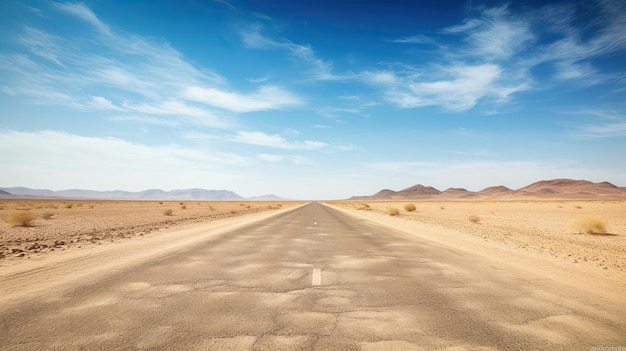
left=0, top=200, right=302, bottom=261
left=327, top=200, right=626, bottom=292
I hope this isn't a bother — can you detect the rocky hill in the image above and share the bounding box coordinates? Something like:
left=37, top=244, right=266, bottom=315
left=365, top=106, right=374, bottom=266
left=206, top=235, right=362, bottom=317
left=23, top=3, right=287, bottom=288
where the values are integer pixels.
left=351, top=179, right=626, bottom=200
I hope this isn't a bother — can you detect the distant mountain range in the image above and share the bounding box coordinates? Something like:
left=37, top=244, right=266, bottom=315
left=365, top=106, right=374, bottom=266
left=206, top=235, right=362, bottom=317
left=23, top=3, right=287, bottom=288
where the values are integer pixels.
left=351, top=179, right=626, bottom=200
left=0, top=187, right=285, bottom=201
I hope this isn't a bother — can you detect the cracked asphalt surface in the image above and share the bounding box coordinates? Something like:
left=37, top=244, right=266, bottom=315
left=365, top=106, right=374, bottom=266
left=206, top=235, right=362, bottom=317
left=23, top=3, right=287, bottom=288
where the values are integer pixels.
left=1, top=202, right=624, bottom=350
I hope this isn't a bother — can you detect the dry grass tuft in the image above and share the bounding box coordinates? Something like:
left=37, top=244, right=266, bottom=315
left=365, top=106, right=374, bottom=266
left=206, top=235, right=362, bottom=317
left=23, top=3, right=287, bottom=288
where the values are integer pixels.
left=163, top=208, right=173, bottom=216
left=403, top=203, right=416, bottom=212
left=5, top=211, right=36, bottom=227
left=388, top=207, right=400, bottom=216
left=181, top=205, right=186, bottom=209
left=42, top=212, right=55, bottom=220
left=64, top=203, right=73, bottom=209
left=468, top=214, right=480, bottom=223
left=573, top=217, right=608, bottom=234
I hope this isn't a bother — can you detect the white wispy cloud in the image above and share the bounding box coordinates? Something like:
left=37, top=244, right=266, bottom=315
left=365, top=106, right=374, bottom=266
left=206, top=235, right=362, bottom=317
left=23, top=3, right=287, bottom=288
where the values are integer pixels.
left=183, top=85, right=303, bottom=113
left=52, top=1, right=112, bottom=35
left=240, top=25, right=337, bottom=80
left=447, top=6, right=534, bottom=60
left=233, top=131, right=328, bottom=150
left=573, top=122, right=626, bottom=138
left=2, top=2, right=304, bottom=130
left=108, top=116, right=179, bottom=127
left=257, top=154, right=312, bottom=164
left=390, top=35, right=435, bottom=44
left=373, top=63, right=528, bottom=111
left=0, top=130, right=250, bottom=190
left=90, top=96, right=121, bottom=110
left=569, top=109, right=626, bottom=138
left=317, top=107, right=362, bottom=119
left=367, top=1, right=625, bottom=111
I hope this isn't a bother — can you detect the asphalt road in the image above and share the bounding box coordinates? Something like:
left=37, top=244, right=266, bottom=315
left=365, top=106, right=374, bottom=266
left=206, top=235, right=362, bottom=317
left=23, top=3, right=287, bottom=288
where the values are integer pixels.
left=1, top=202, right=624, bottom=350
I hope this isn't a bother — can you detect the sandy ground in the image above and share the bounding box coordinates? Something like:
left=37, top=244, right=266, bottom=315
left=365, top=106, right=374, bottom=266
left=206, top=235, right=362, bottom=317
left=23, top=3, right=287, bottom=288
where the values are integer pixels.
left=327, top=200, right=626, bottom=285
left=0, top=200, right=302, bottom=262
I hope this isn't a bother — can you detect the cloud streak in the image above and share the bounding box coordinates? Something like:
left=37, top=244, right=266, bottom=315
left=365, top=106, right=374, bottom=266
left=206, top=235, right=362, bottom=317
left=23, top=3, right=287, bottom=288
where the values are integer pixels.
left=240, top=25, right=337, bottom=80
left=183, top=85, right=303, bottom=113
left=233, top=131, right=328, bottom=150
left=0, top=130, right=250, bottom=190
left=1, top=2, right=303, bottom=130
left=372, top=1, right=626, bottom=111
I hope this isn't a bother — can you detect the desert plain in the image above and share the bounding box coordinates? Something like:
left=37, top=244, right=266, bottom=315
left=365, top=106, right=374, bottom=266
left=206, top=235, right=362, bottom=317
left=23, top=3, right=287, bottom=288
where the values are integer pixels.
left=329, top=199, right=626, bottom=274
left=0, top=200, right=303, bottom=261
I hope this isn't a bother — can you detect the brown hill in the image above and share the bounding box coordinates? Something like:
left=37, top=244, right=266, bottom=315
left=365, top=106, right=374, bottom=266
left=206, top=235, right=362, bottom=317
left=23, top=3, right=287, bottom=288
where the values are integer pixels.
left=351, top=179, right=626, bottom=200
left=397, top=184, right=441, bottom=198
left=440, top=188, right=477, bottom=199
left=478, top=186, right=515, bottom=197
left=364, top=189, right=396, bottom=199
left=517, top=179, right=625, bottom=198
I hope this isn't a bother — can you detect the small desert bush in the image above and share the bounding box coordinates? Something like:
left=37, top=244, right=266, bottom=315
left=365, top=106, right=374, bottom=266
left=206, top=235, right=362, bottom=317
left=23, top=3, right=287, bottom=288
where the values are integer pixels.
left=181, top=205, right=186, bottom=209
left=573, top=217, right=607, bottom=234
left=230, top=209, right=238, bottom=214
left=163, top=208, right=173, bottom=216
left=388, top=207, right=400, bottom=216
left=468, top=215, right=481, bottom=223
left=64, top=203, right=73, bottom=209
left=403, top=203, right=416, bottom=212
left=42, top=212, right=54, bottom=220
left=5, top=211, right=36, bottom=227
left=357, top=203, right=371, bottom=211
left=575, top=205, right=582, bottom=209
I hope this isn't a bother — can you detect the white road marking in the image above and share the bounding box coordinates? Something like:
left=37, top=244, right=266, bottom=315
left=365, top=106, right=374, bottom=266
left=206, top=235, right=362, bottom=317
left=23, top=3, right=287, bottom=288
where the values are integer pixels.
left=312, top=268, right=322, bottom=286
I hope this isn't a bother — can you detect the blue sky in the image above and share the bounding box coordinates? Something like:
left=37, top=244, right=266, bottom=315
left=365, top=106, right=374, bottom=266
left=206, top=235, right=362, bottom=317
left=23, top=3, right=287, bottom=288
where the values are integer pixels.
left=1, top=0, right=625, bottom=199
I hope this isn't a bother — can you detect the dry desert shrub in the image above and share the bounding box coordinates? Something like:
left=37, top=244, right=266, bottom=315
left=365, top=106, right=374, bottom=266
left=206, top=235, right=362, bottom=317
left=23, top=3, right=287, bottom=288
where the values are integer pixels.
left=42, top=212, right=54, bottom=220
left=468, top=214, right=481, bottom=223
left=573, top=217, right=607, bottom=234
left=181, top=205, right=186, bottom=209
left=163, top=208, right=173, bottom=216
left=357, top=203, right=371, bottom=210
left=5, top=211, right=36, bottom=227
left=388, top=207, right=400, bottom=216
left=64, top=203, right=73, bottom=209
left=403, top=203, right=416, bottom=212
